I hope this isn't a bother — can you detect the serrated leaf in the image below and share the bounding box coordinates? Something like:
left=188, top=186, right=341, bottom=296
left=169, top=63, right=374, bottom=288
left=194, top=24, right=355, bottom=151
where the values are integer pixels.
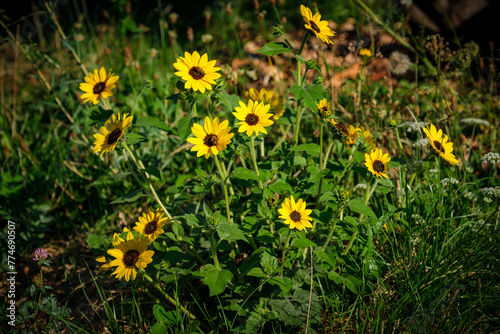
left=218, top=91, right=241, bottom=111
left=291, top=238, right=317, bottom=248
left=200, top=267, right=233, bottom=296
left=268, top=179, right=293, bottom=193
left=247, top=267, right=267, bottom=277
left=88, top=107, right=113, bottom=125
left=233, top=167, right=261, bottom=181
left=126, top=133, right=147, bottom=145
left=349, top=198, right=377, bottom=219
left=110, top=189, right=143, bottom=204
left=290, top=143, right=320, bottom=156
left=290, top=84, right=327, bottom=110
left=217, top=223, right=248, bottom=243
left=150, top=323, right=167, bottom=334
left=135, top=116, right=170, bottom=131
left=153, top=305, right=179, bottom=325
left=268, top=276, right=293, bottom=295
left=328, top=271, right=361, bottom=294
left=257, top=42, right=291, bottom=56
left=177, top=117, right=194, bottom=143
left=87, top=234, right=106, bottom=249
left=195, top=168, right=208, bottom=180
left=143, top=166, right=161, bottom=179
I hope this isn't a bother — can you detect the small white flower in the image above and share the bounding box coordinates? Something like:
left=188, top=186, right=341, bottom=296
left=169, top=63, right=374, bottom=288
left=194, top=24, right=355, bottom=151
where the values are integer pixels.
left=441, top=178, right=459, bottom=186
left=479, top=187, right=500, bottom=199
left=353, top=183, right=367, bottom=191
left=481, top=152, right=500, bottom=165
left=399, top=121, right=428, bottom=132
left=461, top=118, right=490, bottom=126
left=412, top=138, right=429, bottom=148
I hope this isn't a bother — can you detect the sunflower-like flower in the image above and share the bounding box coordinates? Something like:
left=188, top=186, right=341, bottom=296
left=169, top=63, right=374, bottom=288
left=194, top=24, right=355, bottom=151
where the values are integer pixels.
left=422, top=124, right=458, bottom=165
left=187, top=116, right=234, bottom=159
left=278, top=196, right=313, bottom=231
left=365, top=148, right=391, bottom=178
left=107, top=233, right=154, bottom=281
left=173, top=51, right=221, bottom=93
left=96, top=228, right=132, bottom=272
left=343, top=125, right=362, bottom=145
left=79, top=67, right=119, bottom=105
left=133, top=209, right=168, bottom=241
left=316, top=98, right=331, bottom=119
left=93, top=113, right=133, bottom=156
left=299, top=5, right=335, bottom=45
left=233, top=100, right=274, bottom=136
left=361, top=126, right=376, bottom=149
left=244, top=88, right=284, bottom=121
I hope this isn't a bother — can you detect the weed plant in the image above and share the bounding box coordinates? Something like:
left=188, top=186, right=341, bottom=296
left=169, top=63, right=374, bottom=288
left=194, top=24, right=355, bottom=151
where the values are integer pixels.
left=0, top=0, right=499, bottom=333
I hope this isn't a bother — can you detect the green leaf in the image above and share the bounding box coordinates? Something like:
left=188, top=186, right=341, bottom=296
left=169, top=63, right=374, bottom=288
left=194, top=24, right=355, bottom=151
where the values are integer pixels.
left=377, top=178, right=394, bottom=194
left=268, top=179, right=293, bottom=194
left=150, top=323, right=167, bottom=334
left=328, top=271, right=361, bottom=294
left=194, top=266, right=233, bottom=296
left=308, top=165, right=330, bottom=182
left=87, top=234, right=106, bottom=249
left=290, top=84, right=327, bottom=110
left=110, top=189, right=143, bottom=204
left=172, top=222, right=184, bottom=238
left=290, top=143, right=320, bottom=156
left=268, top=277, right=293, bottom=295
left=135, top=116, right=170, bottom=131
left=233, top=167, right=261, bottom=181
left=349, top=199, right=377, bottom=219
left=153, top=305, right=179, bottom=325
left=247, top=267, right=267, bottom=277
left=217, top=223, right=248, bottom=243
left=294, top=53, right=306, bottom=63
left=218, top=91, right=241, bottom=111
left=87, top=107, right=113, bottom=125
left=125, top=133, right=147, bottom=145
left=177, top=117, right=195, bottom=143
left=257, top=42, right=291, bottom=56
left=291, top=238, right=317, bottom=248
left=195, top=168, right=209, bottom=180
left=142, top=166, right=161, bottom=179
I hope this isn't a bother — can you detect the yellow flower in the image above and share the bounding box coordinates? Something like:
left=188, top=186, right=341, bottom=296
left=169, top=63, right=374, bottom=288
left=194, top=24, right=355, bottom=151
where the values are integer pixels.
left=244, top=88, right=284, bottom=121
left=107, top=233, right=154, bottom=281
left=233, top=99, right=274, bottom=136
left=359, top=48, right=372, bottom=57
left=278, top=196, right=313, bottom=231
left=187, top=116, right=234, bottom=159
left=96, top=255, right=113, bottom=272
left=93, top=113, right=133, bottom=156
left=343, top=125, right=362, bottom=145
left=79, top=67, right=119, bottom=105
left=316, top=98, right=331, bottom=119
left=173, top=51, right=221, bottom=93
left=422, top=124, right=458, bottom=165
left=133, top=209, right=168, bottom=241
left=299, top=5, right=335, bottom=45
left=361, top=126, right=376, bottom=149
left=365, top=148, right=391, bottom=178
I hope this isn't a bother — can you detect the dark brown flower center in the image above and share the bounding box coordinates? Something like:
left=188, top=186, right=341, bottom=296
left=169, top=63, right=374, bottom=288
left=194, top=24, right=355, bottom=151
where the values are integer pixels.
left=144, top=220, right=158, bottom=235
left=373, top=160, right=385, bottom=173
left=204, top=134, right=218, bottom=147
left=245, top=113, right=259, bottom=126
left=290, top=211, right=301, bottom=222
left=107, top=128, right=122, bottom=145
left=189, top=66, right=205, bottom=80
left=433, top=140, right=445, bottom=153
left=335, top=123, right=347, bottom=135
left=322, top=107, right=329, bottom=112
left=122, top=250, right=140, bottom=266
left=93, top=82, right=106, bottom=94
left=309, top=20, right=321, bottom=33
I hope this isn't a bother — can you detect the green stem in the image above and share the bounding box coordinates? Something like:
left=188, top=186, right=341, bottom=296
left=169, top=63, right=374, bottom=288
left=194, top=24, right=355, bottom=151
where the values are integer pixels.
left=250, top=136, right=264, bottom=189
left=342, top=178, right=380, bottom=255
left=323, top=142, right=334, bottom=170
left=293, top=103, right=302, bottom=147
left=319, top=122, right=324, bottom=169
left=322, top=208, right=342, bottom=251
left=123, top=142, right=173, bottom=220
left=142, top=272, right=196, bottom=320
left=281, top=229, right=292, bottom=276
left=272, top=124, right=291, bottom=152
left=209, top=231, right=221, bottom=268
left=214, top=155, right=231, bottom=222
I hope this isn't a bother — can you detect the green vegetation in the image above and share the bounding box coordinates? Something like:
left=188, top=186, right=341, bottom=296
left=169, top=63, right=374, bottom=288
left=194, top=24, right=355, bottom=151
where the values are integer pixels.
left=1, top=0, right=499, bottom=333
